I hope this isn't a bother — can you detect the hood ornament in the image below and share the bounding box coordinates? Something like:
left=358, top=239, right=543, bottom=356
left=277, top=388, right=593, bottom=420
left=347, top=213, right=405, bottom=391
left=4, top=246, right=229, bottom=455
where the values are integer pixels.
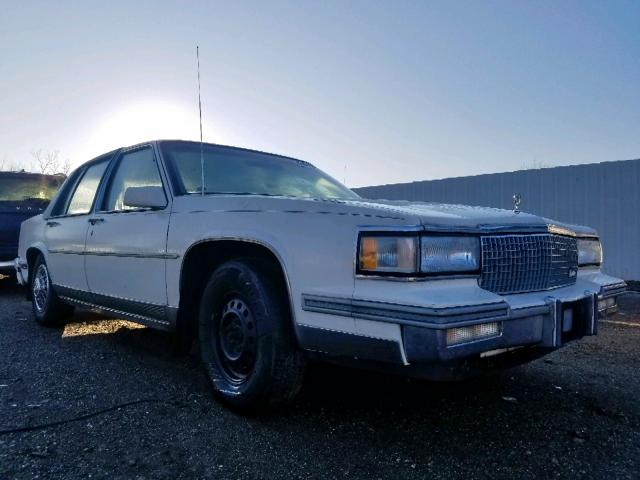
left=513, top=193, right=522, bottom=214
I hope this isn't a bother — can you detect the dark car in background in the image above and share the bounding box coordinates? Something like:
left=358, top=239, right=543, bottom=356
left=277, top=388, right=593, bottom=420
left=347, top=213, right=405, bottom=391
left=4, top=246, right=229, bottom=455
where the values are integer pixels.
left=0, top=171, right=64, bottom=275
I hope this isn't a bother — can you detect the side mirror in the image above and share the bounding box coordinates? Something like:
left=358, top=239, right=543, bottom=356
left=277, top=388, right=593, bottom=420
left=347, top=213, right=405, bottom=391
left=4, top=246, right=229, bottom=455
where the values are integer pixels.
left=123, top=186, right=167, bottom=209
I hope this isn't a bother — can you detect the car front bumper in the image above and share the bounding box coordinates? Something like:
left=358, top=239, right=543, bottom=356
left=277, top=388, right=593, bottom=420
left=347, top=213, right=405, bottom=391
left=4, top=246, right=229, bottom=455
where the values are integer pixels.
left=299, top=273, right=626, bottom=376
left=402, top=290, right=617, bottom=364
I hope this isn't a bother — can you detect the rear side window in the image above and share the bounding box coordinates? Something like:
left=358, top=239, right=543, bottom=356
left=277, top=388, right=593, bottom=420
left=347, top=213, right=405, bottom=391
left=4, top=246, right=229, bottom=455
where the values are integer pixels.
left=66, top=161, right=109, bottom=215
left=101, top=148, right=165, bottom=212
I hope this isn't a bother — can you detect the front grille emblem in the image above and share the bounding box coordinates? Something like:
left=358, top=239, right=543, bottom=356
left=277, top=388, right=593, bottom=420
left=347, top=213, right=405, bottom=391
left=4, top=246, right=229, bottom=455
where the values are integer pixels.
left=513, top=193, right=522, bottom=214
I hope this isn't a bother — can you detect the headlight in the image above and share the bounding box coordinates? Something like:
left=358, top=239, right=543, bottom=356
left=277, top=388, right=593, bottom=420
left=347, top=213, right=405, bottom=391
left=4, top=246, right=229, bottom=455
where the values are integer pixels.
left=577, top=238, right=602, bottom=266
left=357, top=234, right=480, bottom=275
left=420, top=236, right=480, bottom=273
left=358, top=235, right=418, bottom=273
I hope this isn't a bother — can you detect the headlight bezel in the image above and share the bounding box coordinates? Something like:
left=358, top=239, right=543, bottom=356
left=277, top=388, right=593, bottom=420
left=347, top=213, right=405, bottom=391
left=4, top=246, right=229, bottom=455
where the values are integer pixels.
left=357, top=233, right=420, bottom=275
left=356, top=231, right=481, bottom=277
left=356, top=231, right=603, bottom=278
left=577, top=238, right=603, bottom=267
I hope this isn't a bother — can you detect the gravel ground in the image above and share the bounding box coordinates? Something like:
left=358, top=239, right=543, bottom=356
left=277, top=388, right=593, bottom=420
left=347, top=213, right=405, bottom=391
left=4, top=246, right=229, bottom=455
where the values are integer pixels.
left=1, top=278, right=639, bottom=479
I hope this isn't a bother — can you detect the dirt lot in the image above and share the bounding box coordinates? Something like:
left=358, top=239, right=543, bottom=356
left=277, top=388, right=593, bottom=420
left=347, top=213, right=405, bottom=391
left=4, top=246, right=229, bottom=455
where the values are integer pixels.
left=1, top=279, right=639, bottom=479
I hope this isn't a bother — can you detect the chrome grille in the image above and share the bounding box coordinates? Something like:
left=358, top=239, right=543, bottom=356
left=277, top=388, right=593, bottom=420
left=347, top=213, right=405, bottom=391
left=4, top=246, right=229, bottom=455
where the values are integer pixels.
left=479, top=234, right=578, bottom=294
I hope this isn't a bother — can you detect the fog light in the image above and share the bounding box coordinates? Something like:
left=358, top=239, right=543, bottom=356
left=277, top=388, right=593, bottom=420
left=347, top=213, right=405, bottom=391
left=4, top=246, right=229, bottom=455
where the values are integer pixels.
left=446, top=322, right=501, bottom=346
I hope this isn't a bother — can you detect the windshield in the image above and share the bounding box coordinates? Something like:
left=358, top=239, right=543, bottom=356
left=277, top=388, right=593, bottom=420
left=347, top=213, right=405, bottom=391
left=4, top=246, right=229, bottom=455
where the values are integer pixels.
left=160, top=141, right=360, bottom=200
left=0, top=174, right=63, bottom=202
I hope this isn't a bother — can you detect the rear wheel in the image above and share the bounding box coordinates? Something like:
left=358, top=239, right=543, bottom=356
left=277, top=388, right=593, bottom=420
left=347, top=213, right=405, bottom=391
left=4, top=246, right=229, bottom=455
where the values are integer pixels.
left=31, top=254, right=74, bottom=327
left=198, top=258, right=306, bottom=412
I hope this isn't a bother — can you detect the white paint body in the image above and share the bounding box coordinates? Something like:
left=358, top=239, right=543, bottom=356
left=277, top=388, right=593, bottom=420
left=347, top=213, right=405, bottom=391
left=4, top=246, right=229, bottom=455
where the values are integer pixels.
left=15, top=141, right=625, bottom=371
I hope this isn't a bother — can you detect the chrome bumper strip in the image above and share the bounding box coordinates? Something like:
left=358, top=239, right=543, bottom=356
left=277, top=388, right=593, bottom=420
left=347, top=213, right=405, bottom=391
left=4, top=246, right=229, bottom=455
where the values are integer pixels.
left=302, top=294, right=510, bottom=329
left=599, top=282, right=627, bottom=299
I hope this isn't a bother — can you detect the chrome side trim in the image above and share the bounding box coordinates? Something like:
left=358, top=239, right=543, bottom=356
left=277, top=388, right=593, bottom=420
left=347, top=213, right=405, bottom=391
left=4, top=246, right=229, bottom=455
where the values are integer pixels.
left=84, top=251, right=180, bottom=259
left=301, top=294, right=510, bottom=329
left=47, top=249, right=84, bottom=255
left=60, top=296, right=172, bottom=329
left=171, top=208, right=407, bottom=221
left=54, top=284, right=172, bottom=330
left=48, top=248, right=179, bottom=259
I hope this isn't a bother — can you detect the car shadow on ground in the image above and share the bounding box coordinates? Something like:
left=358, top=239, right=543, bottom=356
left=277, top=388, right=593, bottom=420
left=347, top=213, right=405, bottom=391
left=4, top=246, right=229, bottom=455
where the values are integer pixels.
left=57, top=305, right=510, bottom=403
left=51, top=307, right=603, bottom=425
left=2, top=282, right=639, bottom=478
left=2, top=278, right=635, bottom=418
left=1, top=276, right=626, bottom=418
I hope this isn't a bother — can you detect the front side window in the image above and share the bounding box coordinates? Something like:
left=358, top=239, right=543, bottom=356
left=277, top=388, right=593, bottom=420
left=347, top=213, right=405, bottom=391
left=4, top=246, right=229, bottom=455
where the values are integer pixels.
left=160, top=141, right=359, bottom=200
left=66, top=161, right=109, bottom=215
left=101, top=148, right=165, bottom=212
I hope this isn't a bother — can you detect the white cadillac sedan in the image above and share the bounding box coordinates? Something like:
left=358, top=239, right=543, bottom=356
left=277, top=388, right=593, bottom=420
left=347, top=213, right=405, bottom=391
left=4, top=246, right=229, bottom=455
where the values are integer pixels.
left=15, top=140, right=625, bottom=411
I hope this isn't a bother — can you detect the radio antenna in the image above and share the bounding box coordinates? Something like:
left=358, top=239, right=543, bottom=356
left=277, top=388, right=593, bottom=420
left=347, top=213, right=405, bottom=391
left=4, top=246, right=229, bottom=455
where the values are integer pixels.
left=197, top=45, right=204, bottom=196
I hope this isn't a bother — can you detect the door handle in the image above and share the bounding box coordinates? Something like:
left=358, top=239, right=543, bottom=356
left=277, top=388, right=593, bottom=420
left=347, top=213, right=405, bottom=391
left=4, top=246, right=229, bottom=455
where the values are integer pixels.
left=88, top=218, right=105, bottom=225
left=46, top=221, right=61, bottom=227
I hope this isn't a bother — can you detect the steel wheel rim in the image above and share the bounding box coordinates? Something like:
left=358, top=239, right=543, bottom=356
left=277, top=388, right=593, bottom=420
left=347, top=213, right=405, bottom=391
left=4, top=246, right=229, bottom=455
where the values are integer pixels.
left=214, top=297, right=257, bottom=383
left=33, top=264, right=49, bottom=313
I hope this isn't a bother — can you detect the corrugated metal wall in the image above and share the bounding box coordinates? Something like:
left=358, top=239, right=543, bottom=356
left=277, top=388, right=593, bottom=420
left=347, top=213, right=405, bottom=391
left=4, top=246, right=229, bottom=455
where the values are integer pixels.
left=354, top=159, right=640, bottom=280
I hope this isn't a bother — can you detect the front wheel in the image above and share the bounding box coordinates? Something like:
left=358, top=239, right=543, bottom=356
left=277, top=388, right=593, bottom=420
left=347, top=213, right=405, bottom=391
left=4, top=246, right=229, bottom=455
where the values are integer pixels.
left=31, top=254, right=74, bottom=327
left=198, top=258, right=306, bottom=412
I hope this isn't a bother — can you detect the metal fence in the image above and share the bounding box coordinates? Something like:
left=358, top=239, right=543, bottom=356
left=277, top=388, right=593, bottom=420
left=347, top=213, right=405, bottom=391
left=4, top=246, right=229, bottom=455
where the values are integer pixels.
left=354, top=159, right=640, bottom=280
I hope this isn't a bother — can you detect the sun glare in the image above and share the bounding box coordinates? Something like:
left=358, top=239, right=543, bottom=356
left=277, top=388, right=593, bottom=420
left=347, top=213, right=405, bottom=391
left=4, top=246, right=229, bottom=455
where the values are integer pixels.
left=83, top=100, right=230, bottom=162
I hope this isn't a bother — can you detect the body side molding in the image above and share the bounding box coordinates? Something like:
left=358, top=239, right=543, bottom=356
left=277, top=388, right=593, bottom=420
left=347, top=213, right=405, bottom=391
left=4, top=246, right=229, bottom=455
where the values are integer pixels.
left=54, top=284, right=176, bottom=330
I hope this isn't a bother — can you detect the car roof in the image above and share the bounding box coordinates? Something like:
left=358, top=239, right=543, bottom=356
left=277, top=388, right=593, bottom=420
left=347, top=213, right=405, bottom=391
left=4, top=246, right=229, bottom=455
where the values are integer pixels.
left=77, top=140, right=311, bottom=171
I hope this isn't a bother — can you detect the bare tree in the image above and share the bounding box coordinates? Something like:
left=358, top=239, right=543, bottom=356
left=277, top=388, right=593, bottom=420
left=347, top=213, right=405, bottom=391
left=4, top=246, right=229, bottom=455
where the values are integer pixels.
left=61, top=157, right=72, bottom=175
left=30, top=149, right=70, bottom=175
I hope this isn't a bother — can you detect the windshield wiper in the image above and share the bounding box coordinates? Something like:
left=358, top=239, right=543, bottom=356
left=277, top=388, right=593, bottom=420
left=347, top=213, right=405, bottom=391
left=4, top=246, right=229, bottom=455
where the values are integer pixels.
left=201, top=192, right=292, bottom=197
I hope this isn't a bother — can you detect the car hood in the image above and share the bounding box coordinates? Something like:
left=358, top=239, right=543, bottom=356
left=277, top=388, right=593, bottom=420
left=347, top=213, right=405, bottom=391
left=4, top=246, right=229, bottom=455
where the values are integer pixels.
left=175, top=194, right=598, bottom=237
left=338, top=199, right=597, bottom=236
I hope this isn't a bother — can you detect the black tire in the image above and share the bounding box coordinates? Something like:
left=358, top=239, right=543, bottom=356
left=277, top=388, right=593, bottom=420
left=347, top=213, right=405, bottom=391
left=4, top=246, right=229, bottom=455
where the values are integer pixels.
left=31, top=254, right=74, bottom=327
left=198, top=258, right=306, bottom=413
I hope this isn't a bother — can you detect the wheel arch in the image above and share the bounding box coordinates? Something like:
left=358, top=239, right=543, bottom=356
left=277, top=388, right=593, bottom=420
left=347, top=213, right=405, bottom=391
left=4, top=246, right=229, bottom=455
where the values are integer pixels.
left=176, top=238, right=296, bottom=343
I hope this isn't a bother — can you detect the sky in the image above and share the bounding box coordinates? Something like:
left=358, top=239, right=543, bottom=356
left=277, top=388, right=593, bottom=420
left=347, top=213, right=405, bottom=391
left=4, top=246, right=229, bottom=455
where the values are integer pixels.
left=1, top=1, right=639, bottom=187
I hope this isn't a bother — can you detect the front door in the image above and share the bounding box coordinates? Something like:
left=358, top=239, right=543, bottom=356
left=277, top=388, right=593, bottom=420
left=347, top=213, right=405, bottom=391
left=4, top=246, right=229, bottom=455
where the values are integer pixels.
left=45, top=159, right=110, bottom=292
left=84, top=146, right=171, bottom=310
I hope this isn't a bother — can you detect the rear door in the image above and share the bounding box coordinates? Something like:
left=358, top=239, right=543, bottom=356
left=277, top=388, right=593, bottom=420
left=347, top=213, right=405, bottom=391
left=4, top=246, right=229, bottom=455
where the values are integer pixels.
left=44, top=158, right=110, bottom=292
left=84, top=145, right=171, bottom=311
